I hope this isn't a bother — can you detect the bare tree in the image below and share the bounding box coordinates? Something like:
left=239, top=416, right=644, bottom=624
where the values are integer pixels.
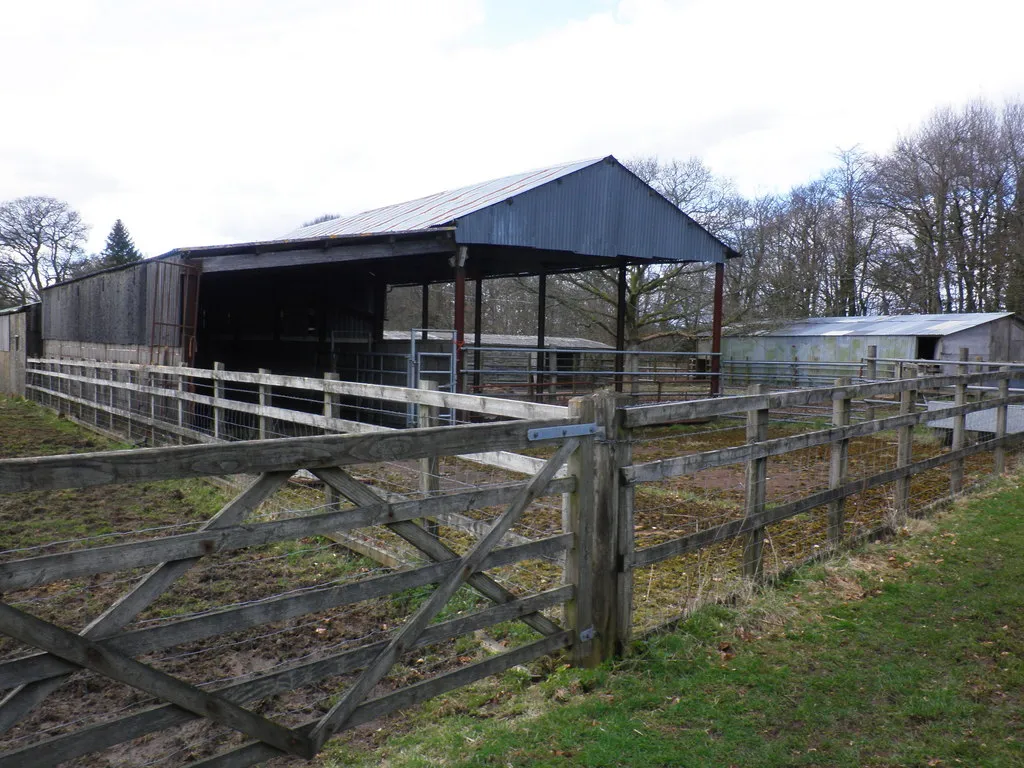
left=0, top=196, right=89, bottom=303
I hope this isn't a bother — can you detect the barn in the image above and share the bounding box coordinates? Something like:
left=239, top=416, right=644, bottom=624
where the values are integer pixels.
left=31, top=156, right=739, bottom=395
left=721, top=313, right=1024, bottom=385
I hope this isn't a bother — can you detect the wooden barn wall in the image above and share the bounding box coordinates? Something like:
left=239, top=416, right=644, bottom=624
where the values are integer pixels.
left=144, top=259, right=189, bottom=350
left=42, top=263, right=150, bottom=345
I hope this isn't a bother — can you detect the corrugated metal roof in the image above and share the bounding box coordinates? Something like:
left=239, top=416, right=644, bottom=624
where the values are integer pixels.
left=0, top=302, right=39, bottom=316
left=744, top=313, right=1016, bottom=337
left=382, top=331, right=611, bottom=349
left=285, top=158, right=603, bottom=239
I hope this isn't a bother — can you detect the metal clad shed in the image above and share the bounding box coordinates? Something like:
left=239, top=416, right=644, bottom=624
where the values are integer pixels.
left=723, top=313, right=1024, bottom=371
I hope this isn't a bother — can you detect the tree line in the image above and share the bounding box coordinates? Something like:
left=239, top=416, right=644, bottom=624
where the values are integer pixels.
left=0, top=199, right=142, bottom=308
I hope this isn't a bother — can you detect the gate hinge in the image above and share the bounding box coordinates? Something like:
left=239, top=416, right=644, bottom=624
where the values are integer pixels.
left=578, top=626, right=595, bottom=642
left=528, top=423, right=598, bottom=442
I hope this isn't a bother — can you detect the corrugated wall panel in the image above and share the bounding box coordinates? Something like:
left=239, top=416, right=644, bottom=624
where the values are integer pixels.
left=724, top=335, right=917, bottom=363
left=940, top=324, right=996, bottom=361
left=453, top=159, right=729, bottom=263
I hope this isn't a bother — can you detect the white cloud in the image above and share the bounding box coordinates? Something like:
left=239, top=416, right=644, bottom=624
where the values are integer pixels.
left=1, top=0, right=1021, bottom=255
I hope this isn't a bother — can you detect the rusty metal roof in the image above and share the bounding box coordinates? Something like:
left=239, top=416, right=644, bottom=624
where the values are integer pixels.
left=285, top=158, right=604, bottom=239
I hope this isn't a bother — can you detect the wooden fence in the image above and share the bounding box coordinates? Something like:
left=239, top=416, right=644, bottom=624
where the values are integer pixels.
left=617, top=364, right=1024, bottom=636
left=0, top=416, right=594, bottom=766
left=25, top=357, right=566, bottom=476
left=4, top=359, right=1024, bottom=764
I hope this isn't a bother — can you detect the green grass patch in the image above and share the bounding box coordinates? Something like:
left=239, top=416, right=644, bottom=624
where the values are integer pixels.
left=323, top=477, right=1024, bottom=767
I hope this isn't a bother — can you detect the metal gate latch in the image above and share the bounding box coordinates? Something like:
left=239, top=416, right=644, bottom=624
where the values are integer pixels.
left=527, top=423, right=598, bottom=441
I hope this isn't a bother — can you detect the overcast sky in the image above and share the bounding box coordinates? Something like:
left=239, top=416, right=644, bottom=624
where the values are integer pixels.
left=2, top=0, right=1022, bottom=256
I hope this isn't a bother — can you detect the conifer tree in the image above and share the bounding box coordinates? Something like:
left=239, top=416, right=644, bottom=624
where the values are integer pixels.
left=100, top=219, right=142, bottom=266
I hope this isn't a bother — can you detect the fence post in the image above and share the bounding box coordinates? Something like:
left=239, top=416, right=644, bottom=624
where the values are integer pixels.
left=827, top=377, right=851, bottom=547
left=323, top=372, right=339, bottom=433
left=995, top=366, right=1009, bottom=476
left=147, top=366, right=156, bottom=446
left=213, top=362, right=224, bottom=440
left=126, top=366, right=134, bottom=443
left=258, top=368, right=270, bottom=440
left=864, top=345, right=877, bottom=422
left=591, top=389, right=632, bottom=661
left=894, top=365, right=918, bottom=525
left=321, top=372, right=342, bottom=513
left=417, top=379, right=440, bottom=537
left=108, top=366, right=115, bottom=430
left=743, top=383, right=768, bottom=580
left=176, top=371, right=186, bottom=444
left=950, top=348, right=968, bottom=495
left=565, top=395, right=596, bottom=666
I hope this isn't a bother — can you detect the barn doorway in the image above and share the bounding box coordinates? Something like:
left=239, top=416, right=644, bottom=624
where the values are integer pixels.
left=916, top=336, right=940, bottom=360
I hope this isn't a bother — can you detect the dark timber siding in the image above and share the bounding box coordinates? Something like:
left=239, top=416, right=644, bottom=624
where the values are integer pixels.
left=42, top=263, right=150, bottom=344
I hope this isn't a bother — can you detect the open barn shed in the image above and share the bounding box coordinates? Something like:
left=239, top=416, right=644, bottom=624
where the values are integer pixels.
left=34, top=155, right=738, bottom=395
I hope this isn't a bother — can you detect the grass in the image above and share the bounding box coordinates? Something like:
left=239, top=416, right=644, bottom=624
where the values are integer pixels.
left=323, top=475, right=1024, bottom=767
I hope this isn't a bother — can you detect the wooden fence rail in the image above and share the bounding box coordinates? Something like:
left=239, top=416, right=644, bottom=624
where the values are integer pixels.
left=27, top=357, right=569, bottom=421
left=25, top=358, right=562, bottom=478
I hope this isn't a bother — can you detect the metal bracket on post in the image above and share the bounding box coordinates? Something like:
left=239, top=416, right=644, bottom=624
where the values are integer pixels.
left=528, top=423, right=599, bottom=442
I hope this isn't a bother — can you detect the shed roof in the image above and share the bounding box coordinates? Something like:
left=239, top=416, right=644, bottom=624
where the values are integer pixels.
left=286, top=158, right=602, bottom=239
left=739, top=313, right=1017, bottom=338
left=277, top=154, right=739, bottom=265
left=0, top=302, right=39, bottom=316
left=71, top=155, right=737, bottom=289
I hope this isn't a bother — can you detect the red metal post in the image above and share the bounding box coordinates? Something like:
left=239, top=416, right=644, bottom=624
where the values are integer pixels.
left=710, top=261, right=725, bottom=396
left=536, top=271, right=547, bottom=398
left=473, top=275, right=483, bottom=392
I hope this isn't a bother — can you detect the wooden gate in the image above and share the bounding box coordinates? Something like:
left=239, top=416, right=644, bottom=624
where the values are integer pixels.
left=0, top=417, right=594, bottom=766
